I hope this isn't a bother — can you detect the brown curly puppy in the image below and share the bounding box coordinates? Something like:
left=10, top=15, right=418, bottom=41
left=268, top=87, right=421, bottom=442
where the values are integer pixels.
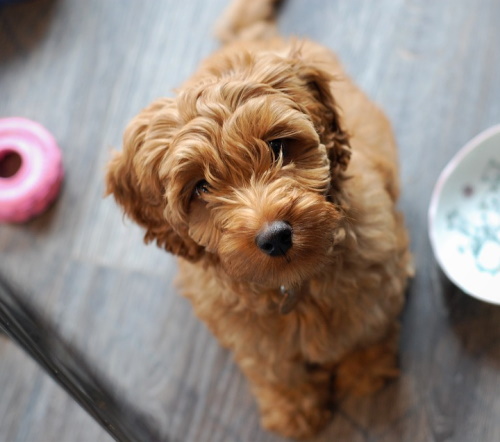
left=106, top=0, right=412, bottom=438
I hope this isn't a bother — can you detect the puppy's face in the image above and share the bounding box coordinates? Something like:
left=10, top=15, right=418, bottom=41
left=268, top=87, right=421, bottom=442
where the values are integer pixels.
left=107, top=50, right=350, bottom=288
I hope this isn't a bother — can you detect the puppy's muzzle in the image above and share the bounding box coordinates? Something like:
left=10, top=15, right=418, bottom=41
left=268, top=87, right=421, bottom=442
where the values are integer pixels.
left=255, top=221, right=293, bottom=257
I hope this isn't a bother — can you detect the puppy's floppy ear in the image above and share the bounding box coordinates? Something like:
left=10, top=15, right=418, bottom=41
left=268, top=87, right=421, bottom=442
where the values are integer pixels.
left=292, top=58, right=351, bottom=179
left=106, top=98, right=203, bottom=261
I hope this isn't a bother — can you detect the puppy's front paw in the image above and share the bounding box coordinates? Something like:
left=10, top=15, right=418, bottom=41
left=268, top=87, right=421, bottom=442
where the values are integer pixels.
left=257, top=385, right=332, bottom=439
left=335, top=336, right=399, bottom=398
left=261, top=404, right=331, bottom=440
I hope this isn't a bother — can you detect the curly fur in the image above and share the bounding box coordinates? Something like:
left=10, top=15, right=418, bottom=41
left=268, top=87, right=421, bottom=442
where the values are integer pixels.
left=106, top=1, right=412, bottom=438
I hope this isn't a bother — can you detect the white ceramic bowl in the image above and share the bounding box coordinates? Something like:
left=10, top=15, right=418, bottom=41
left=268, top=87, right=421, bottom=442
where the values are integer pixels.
left=429, top=125, right=500, bottom=304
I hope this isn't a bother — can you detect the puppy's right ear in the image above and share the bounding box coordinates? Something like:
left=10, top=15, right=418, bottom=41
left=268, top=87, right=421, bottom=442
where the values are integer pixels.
left=106, top=98, right=203, bottom=261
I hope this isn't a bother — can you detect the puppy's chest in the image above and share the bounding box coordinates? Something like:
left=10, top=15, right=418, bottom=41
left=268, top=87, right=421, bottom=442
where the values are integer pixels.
left=181, top=271, right=351, bottom=359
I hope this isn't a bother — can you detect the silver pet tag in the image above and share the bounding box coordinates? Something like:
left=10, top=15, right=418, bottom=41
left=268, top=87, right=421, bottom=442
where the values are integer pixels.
left=279, top=285, right=299, bottom=315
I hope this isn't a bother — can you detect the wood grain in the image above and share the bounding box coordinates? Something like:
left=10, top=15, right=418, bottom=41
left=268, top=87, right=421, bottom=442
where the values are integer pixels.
left=1, top=0, right=500, bottom=441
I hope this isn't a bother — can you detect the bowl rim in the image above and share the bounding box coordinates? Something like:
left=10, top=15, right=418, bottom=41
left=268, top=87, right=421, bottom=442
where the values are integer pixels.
left=428, top=123, right=500, bottom=304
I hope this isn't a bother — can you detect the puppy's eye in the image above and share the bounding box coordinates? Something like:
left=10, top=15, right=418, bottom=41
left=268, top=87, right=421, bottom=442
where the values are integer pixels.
left=268, top=138, right=288, bottom=161
left=194, top=179, right=210, bottom=197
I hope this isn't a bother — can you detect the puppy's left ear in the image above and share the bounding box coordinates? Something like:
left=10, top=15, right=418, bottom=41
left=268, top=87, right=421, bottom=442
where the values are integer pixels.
left=294, top=61, right=351, bottom=178
left=106, top=98, right=204, bottom=261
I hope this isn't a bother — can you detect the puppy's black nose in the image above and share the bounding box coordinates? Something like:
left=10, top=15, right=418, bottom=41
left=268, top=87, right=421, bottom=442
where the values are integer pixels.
left=256, top=221, right=293, bottom=256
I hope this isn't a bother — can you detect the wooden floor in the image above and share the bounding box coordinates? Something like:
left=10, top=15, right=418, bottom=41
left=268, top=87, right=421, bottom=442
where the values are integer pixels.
left=1, top=0, right=500, bottom=440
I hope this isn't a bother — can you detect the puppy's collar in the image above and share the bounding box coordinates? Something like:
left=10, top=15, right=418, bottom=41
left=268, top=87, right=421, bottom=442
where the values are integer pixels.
left=278, top=285, right=302, bottom=314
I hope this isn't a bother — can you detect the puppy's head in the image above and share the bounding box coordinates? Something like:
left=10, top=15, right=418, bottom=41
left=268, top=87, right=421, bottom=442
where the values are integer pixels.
left=106, top=47, right=350, bottom=288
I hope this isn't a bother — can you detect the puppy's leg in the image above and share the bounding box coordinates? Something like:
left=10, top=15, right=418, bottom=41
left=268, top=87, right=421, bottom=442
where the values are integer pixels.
left=237, top=355, right=334, bottom=439
left=334, top=324, right=400, bottom=399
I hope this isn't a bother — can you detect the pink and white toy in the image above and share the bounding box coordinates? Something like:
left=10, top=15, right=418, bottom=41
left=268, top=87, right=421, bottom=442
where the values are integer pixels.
left=0, top=117, right=63, bottom=223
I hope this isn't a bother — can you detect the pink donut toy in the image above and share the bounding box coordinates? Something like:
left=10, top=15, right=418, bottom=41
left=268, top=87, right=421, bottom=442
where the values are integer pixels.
left=0, top=117, right=64, bottom=223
